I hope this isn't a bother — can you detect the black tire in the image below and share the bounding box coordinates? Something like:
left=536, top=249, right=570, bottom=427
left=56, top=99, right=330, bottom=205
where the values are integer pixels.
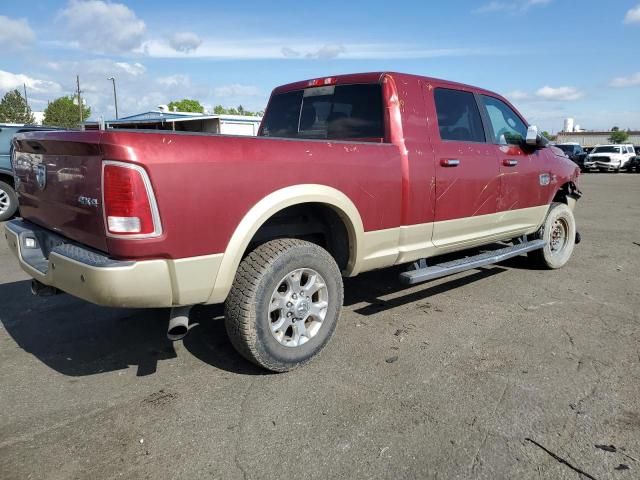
left=0, top=180, right=18, bottom=222
left=224, top=239, right=343, bottom=372
left=528, top=202, right=576, bottom=269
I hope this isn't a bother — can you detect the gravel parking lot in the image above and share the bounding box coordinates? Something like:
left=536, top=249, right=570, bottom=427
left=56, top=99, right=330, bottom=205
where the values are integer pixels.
left=1, top=173, right=638, bottom=480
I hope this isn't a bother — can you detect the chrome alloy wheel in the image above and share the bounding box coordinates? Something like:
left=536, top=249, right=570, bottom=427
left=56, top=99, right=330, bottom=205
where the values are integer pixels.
left=550, top=218, right=568, bottom=254
left=268, top=268, right=329, bottom=347
left=0, top=188, right=9, bottom=215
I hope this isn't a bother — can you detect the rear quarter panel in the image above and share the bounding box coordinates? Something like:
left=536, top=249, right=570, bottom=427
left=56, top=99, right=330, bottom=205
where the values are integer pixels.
left=100, top=131, right=403, bottom=260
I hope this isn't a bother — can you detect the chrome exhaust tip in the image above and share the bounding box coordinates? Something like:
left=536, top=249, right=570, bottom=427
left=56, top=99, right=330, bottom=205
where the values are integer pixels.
left=167, top=306, right=196, bottom=341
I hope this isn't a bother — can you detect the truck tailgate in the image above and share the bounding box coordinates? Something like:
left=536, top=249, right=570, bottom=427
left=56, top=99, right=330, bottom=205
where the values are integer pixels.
left=12, top=131, right=108, bottom=252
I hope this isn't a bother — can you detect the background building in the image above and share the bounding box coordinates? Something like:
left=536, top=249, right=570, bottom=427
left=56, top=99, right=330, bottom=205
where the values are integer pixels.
left=556, top=131, right=640, bottom=148
left=86, top=109, right=262, bottom=136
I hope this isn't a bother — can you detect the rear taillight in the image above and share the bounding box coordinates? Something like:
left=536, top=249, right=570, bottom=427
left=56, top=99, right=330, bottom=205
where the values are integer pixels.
left=102, top=161, right=162, bottom=238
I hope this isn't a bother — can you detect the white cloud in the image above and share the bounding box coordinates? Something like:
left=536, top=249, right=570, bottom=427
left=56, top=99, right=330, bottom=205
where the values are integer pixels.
left=624, top=5, right=640, bottom=24
left=305, top=44, right=346, bottom=59
left=0, top=70, right=62, bottom=94
left=115, top=62, right=146, bottom=77
left=214, top=84, right=261, bottom=97
left=505, top=90, right=530, bottom=101
left=0, top=16, right=35, bottom=49
left=157, top=75, right=191, bottom=87
left=57, top=0, right=146, bottom=53
left=609, top=72, right=640, bottom=87
left=281, top=47, right=301, bottom=58
left=169, top=32, right=202, bottom=53
left=535, top=86, right=583, bottom=101
left=140, top=38, right=504, bottom=60
left=476, top=0, right=551, bottom=14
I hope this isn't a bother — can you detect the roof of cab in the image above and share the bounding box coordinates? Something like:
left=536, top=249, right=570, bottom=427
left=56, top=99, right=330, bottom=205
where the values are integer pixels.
left=272, top=71, right=501, bottom=98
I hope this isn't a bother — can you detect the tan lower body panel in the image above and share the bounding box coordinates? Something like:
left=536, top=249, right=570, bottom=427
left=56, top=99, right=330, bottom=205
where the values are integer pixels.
left=5, top=204, right=549, bottom=308
left=356, top=205, right=549, bottom=273
left=5, top=224, right=222, bottom=308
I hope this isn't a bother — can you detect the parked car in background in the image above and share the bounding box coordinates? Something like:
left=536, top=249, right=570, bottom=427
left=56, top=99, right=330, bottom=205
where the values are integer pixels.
left=0, top=124, right=63, bottom=221
left=5, top=72, right=581, bottom=371
left=583, top=144, right=636, bottom=172
left=555, top=143, right=587, bottom=170
left=626, top=148, right=640, bottom=172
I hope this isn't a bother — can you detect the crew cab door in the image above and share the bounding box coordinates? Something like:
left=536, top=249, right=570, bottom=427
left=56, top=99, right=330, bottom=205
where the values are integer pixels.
left=426, top=86, right=500, bottom=248
left=479, top=94, right=545, bottom=230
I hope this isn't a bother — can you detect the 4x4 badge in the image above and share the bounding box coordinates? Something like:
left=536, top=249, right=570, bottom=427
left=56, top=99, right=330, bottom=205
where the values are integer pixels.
left=35, top=164, right=47, bottom=190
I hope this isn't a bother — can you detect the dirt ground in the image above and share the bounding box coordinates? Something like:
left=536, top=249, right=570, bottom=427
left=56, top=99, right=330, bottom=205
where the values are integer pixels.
left=1, top=173, right=639, bottom=479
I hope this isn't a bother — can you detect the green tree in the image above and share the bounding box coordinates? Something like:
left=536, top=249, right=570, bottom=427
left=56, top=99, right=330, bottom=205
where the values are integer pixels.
left=541, top=131, right=556, bottom=141
left=43, top=96, right=91, bottom=129
left=609, top=129, right=629, bottom=144
left=0, top=89, right=35, bottom=124
left=167, top=99, right=204, bottom=113
left=212, top=104, right=263, bottom=116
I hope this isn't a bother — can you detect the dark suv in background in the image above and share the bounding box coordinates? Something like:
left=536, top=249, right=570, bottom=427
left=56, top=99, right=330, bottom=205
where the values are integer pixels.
left=555, top=143, right=588, bottom=170
left=627, top=146, right=640, bottom=172
left=0, top=125, right=63, bottom=221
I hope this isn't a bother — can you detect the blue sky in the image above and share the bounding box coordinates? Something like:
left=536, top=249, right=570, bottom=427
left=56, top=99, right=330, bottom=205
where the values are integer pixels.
left=1, top=0, right=639, bottom=132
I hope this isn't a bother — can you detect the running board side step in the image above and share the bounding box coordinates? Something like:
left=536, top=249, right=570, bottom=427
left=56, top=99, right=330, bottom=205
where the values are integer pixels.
left=399, top=239, right=546, bottom=286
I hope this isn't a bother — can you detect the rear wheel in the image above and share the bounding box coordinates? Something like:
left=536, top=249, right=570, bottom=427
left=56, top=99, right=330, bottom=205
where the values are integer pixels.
left=0, top=181, right=18, bottom=222
left=225, top=239, right=343, bottom=372
left=528, top=202, right=576, bottom=269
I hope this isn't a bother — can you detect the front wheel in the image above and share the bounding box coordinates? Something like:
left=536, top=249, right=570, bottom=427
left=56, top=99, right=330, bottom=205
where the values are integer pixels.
left=225, top=239, right=343, bottom=372
left=0, top=181, right=18, bottom=222
left=528, top=202, right=576, bottom=269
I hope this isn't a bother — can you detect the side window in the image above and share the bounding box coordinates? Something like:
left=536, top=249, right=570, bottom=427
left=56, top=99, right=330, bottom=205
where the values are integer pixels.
left=481, top=95, right=528, bottom=146
left=434, top=88, right=485, bottom=143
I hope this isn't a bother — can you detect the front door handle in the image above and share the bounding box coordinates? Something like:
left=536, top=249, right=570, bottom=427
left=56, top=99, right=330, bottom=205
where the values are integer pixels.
left=503, top=159, right=518, bottom=167
left=441, top=158, right=460, bottom=167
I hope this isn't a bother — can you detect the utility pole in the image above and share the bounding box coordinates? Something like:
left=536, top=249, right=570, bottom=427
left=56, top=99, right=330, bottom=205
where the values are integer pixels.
left=76, top=75, right=84, bottom=129
left=107, top=76, right=118, bottom=119
left=23, top=83, right=29, bottom=114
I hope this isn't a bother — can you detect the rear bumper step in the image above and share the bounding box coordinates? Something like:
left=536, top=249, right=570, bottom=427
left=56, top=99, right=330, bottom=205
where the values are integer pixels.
left=4, top=219, right=222, bottom=308
left=399, top=239, right=546, bottom=286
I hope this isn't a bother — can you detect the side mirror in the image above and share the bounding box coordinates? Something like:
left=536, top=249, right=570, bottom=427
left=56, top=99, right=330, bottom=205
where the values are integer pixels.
left=525, top=125, right=549, bottom=149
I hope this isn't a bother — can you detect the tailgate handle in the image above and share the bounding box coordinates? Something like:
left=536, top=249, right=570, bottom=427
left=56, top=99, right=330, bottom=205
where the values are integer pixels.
left=440, top=158, right=460, bottom=167
left=503, top=159, right=518, bottom=167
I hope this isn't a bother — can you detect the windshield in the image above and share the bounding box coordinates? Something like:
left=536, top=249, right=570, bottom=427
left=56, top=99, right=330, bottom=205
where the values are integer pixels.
left=592, top=146, right=621, bottom=154
left=556, top=145, right=576, bottom=154
left=0, top=128, right=19, bottom=155
left=259, top=84, right=384, bottom=140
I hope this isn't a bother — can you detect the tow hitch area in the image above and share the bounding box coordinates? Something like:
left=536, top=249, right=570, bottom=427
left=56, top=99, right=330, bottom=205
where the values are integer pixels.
left=31, top=279, right=60, bottom=297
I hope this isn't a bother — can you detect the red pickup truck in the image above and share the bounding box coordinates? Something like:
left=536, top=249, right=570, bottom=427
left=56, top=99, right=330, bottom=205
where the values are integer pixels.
left=5, top=72, right=581, bottom=371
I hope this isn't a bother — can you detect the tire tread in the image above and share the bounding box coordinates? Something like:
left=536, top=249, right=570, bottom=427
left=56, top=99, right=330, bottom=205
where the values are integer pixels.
left=225, top=239, right=341, bottom=372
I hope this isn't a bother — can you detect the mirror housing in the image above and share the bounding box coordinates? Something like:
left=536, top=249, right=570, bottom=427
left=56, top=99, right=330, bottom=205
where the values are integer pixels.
left=525, top=125, right=549, bottom=149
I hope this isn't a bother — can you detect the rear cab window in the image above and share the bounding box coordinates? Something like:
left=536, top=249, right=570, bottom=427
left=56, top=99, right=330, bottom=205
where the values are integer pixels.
left=259, top=83, right=384, bottom=141
left=433, top=88, right=485, bottom=143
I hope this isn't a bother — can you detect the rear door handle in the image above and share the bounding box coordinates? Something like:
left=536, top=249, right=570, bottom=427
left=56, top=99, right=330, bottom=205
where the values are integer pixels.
left=503, top=159, right=518, bottom=167
left=441, top=158, right=460, bottom=167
